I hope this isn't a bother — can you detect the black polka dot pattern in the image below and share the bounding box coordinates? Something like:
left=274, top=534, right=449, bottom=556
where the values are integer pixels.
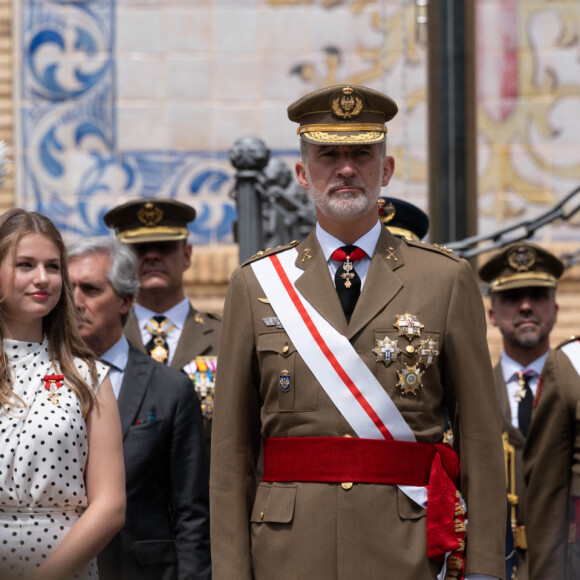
left=0, top=338, right=106, bottom=577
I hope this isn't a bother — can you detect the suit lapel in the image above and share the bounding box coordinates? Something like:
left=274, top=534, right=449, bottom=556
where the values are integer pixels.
left=293, top=232, right=347, bottom=335
left=346, top=227, right=404, bottom=339
left=117, top=346, right=153, bottom=439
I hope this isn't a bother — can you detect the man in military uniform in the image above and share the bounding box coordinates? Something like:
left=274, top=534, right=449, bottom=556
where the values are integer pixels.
left=479, top=242, right=564, bottom=579
left=524, top=336, right=580, bottom=580
left=210, top=84, right=506, bottom=580
left=103, top=199, right=220, bottom=456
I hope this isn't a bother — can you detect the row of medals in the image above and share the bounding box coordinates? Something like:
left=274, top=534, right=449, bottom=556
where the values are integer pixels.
left=279, top=312, right=439, bottom=397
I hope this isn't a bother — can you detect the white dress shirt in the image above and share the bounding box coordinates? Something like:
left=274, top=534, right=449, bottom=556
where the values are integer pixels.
left=500, top=351, right=548, bottom=430
left=134, top=297, right=190, bottom=366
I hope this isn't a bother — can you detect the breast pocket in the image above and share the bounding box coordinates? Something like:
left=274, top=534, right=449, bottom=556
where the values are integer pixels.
left=257, top=332, right=317, bottom=413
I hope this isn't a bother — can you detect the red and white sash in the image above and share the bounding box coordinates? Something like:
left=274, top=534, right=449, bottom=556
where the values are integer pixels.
left=251, top=247, right=427, bottom=507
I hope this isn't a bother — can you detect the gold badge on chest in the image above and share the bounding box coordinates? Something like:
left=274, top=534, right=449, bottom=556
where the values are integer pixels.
left=372, top=336, right=400, bottom=366
left=394, top=312, right=424, bottom=340
left=396, top=364, right=424, bottom=396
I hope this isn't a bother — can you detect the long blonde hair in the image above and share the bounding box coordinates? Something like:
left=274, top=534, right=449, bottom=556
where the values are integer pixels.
left=0, top=209, right=98, bottom=416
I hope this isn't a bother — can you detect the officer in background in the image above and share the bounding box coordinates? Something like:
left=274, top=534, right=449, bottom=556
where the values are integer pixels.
left=479, top=241, right=564, bottom=580
left=378, top=196, right=430, bottom=242
left=524, top=335, right=580, bottom=580
left=103, top=199, right=220, bottom=457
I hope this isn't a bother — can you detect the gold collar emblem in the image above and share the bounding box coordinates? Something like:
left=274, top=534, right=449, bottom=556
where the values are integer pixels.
left=137, top=202, right=163, bottom=228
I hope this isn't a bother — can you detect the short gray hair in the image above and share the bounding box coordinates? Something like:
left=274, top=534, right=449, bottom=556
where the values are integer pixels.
left=68, top=236, right=140, bottom=300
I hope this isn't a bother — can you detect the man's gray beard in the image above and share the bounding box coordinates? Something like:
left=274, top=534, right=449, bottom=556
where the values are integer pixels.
left=307, top=173, right=382, bottom=223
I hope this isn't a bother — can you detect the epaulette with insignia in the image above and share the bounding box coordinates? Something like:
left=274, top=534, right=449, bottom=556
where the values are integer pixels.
left=556, top=335, right=580, bottom=350
left=242, top=240, right=301, bottom=266
left=404, top=239, right=461, bottom=262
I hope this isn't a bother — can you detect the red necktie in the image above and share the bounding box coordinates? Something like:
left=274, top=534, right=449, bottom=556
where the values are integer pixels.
left=331, top=245, right=366, bottom=322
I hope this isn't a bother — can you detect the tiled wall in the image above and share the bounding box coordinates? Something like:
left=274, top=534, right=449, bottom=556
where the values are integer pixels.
left=13, top=0, right=580, bottom=247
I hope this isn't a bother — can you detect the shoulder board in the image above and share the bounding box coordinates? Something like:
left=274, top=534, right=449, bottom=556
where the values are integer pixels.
left=242, top=240, right=301, bottom=266
left=556, top=335, right=580, bottom=350
left=404, top=239, right=461, bottom=262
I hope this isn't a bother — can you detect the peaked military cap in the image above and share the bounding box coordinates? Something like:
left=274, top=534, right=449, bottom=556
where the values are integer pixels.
left=103, top=198, right=196, bottom=244
left=287, top=84, right=398, bottom=145
left=478, top=241, right=564, bottom=292
left=378, top=197, right=429, bottom=241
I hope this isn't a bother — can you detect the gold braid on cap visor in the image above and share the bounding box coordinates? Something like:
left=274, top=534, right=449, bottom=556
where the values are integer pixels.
left=298, top=123, right=387, bottom=144
left=489, top=272, right=557, bottom=291
left=118, top=226, right=190, bottom=242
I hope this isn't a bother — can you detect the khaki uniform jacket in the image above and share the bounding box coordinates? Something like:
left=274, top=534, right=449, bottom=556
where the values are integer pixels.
left=124, top=303, right=221, bottom=456
left=210, top=227, right=506, bottom=580
left=524, top=343, right=580, bottom=580
left=493, top=362, right=532, bottom=580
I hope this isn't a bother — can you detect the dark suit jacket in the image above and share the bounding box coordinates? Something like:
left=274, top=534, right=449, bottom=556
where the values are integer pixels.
left=98, top=346, right=211, bottom=580
left=125, top=303, right=221, bottom=458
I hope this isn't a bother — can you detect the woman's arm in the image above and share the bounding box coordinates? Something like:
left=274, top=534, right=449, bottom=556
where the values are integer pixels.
left=27, top=376, right=126, bottom=580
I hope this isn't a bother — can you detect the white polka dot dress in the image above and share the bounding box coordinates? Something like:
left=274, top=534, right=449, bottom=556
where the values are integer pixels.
left=0, top=338, right=106, bottom=578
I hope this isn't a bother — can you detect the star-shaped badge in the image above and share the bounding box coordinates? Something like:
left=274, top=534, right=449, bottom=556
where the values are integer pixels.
left=372, top=336, right=400, bottom=366
left=418, top=338, right=440, bottom=367
left=394, top=313, right=424, bottom=341
left=396, top=364, right=424, bottom=396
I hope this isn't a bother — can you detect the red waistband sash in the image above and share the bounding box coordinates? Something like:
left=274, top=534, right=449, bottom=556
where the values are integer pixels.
left=263, top=437, right=463, bottom=562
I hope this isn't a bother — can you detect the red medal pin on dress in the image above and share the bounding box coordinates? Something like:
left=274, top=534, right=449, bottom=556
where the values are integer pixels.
left=43, top=375, right=64, bottom=405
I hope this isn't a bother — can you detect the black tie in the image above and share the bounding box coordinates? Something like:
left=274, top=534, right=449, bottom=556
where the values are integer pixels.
left=332, top=245, right=364, bottom=323
left=145, top=315, right=174, bottom=364
left=517, top=371, right=534, bottom=437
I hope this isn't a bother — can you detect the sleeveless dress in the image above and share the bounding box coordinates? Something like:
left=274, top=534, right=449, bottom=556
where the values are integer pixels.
left=0, top=337, right=107, bottom=578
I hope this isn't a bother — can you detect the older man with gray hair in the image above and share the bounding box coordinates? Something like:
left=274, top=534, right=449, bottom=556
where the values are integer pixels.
left=68, top=236, right=211, bottom=580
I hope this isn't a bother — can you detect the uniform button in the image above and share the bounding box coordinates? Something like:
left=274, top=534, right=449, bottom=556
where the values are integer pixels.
left=406, top=345, right=415, bottom=354
left=282, top=345, right=289, bottom=354
left=343, top=433, right=352, bottom=438
left=259, top=512, right=264, bottom=521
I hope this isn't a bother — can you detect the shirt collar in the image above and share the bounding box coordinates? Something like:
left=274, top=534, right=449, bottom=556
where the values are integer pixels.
left=101, top=335, right=130, bottom=373
left=316, top=220, right=382, bottom=263
left=134, top=297, right=190, bottom=331
left=500, top=350, right=549, bottom=382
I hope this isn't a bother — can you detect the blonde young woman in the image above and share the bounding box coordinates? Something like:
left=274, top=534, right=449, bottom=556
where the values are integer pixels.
left=0, top=209, right=125, bottom=579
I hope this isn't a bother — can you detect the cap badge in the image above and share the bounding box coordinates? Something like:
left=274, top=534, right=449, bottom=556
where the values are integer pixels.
left=396, top=363, right=424, bottom=396
left=372, top=336, right=400, bottom=366
left=394, top=312, right=424, bottom=341
left=331, top=86, right=363, bottom=119
left=137, top=202, right=163, bottom=228
left=507, top=246, right=536, bottom=272
left=418, top=338, right=440, bottom=367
